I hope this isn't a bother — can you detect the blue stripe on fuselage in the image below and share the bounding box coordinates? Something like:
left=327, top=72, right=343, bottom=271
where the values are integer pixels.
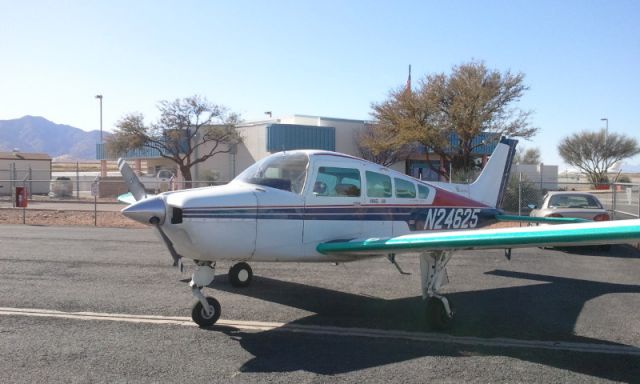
left=181, top=206, right=501, bottom=230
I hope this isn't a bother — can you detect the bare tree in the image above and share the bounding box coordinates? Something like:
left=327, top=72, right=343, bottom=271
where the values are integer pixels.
left=514, top=147, right=541, bottom=164
left=108, top=95, right=242, bottom=186
left=355, top=122, right=414, bottom=167
left=371, top=61, right=537, bottom=179
left=558, top=129, right=640, bottom=185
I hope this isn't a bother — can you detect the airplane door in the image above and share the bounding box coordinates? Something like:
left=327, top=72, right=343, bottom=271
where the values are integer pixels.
left=303, top=163, right=364, bottom=257
left=254, top=188, right=305, bottom=261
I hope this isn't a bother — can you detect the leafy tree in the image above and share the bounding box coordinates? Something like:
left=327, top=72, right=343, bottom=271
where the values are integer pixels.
left=558, top=129, right=640, bottom=186
left=355, top=122, right=414, bottom=166
left=514, top=147, right=541, bottom=164
left=108, top=95, right=242, bottom=186
left=371, top=60, right=537, bottom=179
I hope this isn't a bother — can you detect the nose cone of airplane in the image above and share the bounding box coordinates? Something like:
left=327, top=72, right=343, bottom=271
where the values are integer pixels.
left=121, top=195, right=166, bottom=225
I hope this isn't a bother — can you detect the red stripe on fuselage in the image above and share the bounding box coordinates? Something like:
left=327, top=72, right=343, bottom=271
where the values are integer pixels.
left=431, top=187, right=490, bottom=208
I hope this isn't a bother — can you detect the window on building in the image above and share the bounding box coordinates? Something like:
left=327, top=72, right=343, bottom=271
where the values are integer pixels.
left=394, top=178, right=416, bottom=198
left=314, top=167, right=361, bottom=197
left=366, top=171, right=392, bottom=198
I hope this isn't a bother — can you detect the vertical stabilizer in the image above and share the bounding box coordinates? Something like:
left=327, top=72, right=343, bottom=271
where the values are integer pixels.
left=469, top=137, right=518, bottom=208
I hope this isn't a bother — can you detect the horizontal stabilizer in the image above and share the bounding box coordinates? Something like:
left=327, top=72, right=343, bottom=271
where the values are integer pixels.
left=495, top=215, right=589, bottom=224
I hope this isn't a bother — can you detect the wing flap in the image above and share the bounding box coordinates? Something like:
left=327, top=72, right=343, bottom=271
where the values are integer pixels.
left=317, top=219, right=640, bottom=256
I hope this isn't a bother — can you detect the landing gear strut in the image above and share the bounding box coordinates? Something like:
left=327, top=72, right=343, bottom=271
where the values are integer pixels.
left=420, top=251, right=454, bottom=330
left=190, top=262, right=221, bottom=327
left=229, top=262, right=253, bottom=287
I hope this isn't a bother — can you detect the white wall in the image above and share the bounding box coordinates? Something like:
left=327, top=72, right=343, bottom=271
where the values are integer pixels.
left=512, top=163, right=558, bottom=189
left=0, top=159, right=51, bottom=195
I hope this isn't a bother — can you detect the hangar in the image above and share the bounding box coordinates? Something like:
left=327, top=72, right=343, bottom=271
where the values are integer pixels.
left=97, top=114, right=496, bottom=185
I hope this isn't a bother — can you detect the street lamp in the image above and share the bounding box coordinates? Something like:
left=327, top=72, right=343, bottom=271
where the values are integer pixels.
left=95, top=94, right=105, bottom=178
left=95, top=94, right=103, bottom=143
left=600, top=118, right=608, bottom=151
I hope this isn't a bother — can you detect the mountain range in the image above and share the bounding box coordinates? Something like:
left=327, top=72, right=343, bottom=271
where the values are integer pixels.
left=0, top=116, right=103, bottom=160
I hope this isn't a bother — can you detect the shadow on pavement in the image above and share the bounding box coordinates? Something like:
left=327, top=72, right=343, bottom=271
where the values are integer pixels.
left=206, top=269, right=640, bottom=382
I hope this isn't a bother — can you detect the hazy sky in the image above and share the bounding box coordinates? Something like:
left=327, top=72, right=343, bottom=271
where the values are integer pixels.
left=1, top=0, right=638, bottom=169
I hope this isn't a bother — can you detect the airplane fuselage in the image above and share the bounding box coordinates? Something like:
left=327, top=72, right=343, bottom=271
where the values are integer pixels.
left=147, top=151, right=500, bottom=263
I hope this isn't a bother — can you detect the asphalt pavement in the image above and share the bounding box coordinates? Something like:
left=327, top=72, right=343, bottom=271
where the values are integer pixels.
left=1, top=225, right=639, bottom=383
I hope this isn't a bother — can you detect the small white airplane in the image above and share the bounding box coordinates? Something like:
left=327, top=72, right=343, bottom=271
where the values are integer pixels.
left=118, top=138, right=640, bottom=329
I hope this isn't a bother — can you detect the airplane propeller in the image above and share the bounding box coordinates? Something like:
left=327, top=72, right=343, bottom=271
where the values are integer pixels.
left=118, top=159, right=184, bottom=272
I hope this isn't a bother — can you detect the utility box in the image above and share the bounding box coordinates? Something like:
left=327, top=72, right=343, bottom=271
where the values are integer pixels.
left=15, top=186, right=28, bottom=207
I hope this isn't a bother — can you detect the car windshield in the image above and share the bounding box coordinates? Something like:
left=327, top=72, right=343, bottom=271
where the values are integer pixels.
left=235, top=152, right=309, bottom=194
left=548, top=194, right=602, bottom=209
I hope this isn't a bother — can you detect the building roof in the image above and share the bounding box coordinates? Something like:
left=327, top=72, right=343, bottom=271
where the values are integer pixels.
left=0, top=151, right=52, bottom=161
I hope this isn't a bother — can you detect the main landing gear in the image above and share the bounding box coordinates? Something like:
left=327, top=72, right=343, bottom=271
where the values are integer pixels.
left=420, top=251, right=455, bottom=330
left=228, top=262, right=253, bottom=287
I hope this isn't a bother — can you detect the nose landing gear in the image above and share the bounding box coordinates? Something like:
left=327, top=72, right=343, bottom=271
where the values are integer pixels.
left=190, top=262, right=221, bottom=327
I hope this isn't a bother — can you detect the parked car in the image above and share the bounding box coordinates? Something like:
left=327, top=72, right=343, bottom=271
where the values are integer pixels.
left=49, top=176, right=73, bottom=197
left=530, top=191, right=611, bottom=251
left=139, top=169, right=174, bottom=193
left=529, top=191, right=610, bottom=221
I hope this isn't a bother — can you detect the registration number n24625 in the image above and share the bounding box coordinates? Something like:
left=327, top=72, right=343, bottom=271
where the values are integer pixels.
left=422, top=208, right=481, bottom=230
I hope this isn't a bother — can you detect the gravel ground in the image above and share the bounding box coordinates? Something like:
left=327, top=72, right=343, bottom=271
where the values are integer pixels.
left=0, top=207, right=145, bottom=228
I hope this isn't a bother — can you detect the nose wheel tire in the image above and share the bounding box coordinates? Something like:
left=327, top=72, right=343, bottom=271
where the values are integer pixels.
left=191, top=296, right=221, bottom=327
left=426, top=297, right=454, bottom=330
left=229, top=262, right=253, bottom=288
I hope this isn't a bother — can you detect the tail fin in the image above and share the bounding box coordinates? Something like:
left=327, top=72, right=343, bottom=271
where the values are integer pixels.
left=469, top=137, right=518, bottom=208
left=117, top=158, right=148, bottom=202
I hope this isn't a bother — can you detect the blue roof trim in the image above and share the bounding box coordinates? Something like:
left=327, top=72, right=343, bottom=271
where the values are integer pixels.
left=266, top=124, right=335, bottom=152
left=415, top=132, right=499, bottom=155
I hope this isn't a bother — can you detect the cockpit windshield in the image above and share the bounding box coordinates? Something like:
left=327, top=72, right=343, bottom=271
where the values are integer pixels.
left=235, top=152, right=309, bottom=194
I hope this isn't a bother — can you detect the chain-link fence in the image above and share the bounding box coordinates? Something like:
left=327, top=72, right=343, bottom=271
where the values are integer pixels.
left=501, top=177, right=640, bottom=219
left=0, top=170, right=228, bottom=226
left=2, top=168, right=639, bottom=226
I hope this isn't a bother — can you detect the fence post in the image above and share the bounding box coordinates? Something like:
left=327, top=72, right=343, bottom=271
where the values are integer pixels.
left=22, top=175, right=28, bottom=224
left=518, top=172, right=522, bottom=217
left=28, top=166, right=33, bottom=199
left=92, top=177, right=98, bottom=227
left=611, top=183, right=616, bottom=220
left=76, top=162, right=80, bottom=199
left=10, top=162, right=16, bottom=207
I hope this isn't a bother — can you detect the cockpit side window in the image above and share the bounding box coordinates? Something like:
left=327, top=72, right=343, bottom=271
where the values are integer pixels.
left=366, top=171, right=392, bottom=198
left=235, top=152, right=309, bottom=194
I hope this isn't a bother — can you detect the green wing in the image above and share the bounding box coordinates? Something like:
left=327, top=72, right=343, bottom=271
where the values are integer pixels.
left=317, top=219, right=640, bottom=256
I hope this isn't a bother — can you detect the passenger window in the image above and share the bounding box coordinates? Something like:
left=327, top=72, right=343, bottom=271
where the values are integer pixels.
left=395, top=178, right=416, bottom=198
left=418, top=184, right=430, bottom=199
left=314, top=167, right=361, bottom=197
left=366, top=171, right=392, bottom=198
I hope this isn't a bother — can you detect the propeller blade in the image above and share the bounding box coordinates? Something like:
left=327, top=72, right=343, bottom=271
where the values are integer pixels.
left=117, top=158, right=147, bottom=202
left=154, top=222, right=184, bottom=272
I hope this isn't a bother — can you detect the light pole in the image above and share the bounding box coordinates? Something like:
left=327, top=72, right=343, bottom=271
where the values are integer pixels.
left=95, top=94, right=105, bottom=177
left=600, top=117, right=608, bottom=151
left=95, top=94, right=103, bottom=143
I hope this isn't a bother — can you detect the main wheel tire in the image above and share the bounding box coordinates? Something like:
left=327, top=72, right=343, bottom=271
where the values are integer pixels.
left=191, top=296, right=221, bottom=327
left=426, top=297, right=454, bottom=331
left=229, top=262, right=253, bottom=288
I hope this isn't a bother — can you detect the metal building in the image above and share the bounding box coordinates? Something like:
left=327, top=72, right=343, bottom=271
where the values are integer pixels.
left=0, top=151, right=52, bottom=195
